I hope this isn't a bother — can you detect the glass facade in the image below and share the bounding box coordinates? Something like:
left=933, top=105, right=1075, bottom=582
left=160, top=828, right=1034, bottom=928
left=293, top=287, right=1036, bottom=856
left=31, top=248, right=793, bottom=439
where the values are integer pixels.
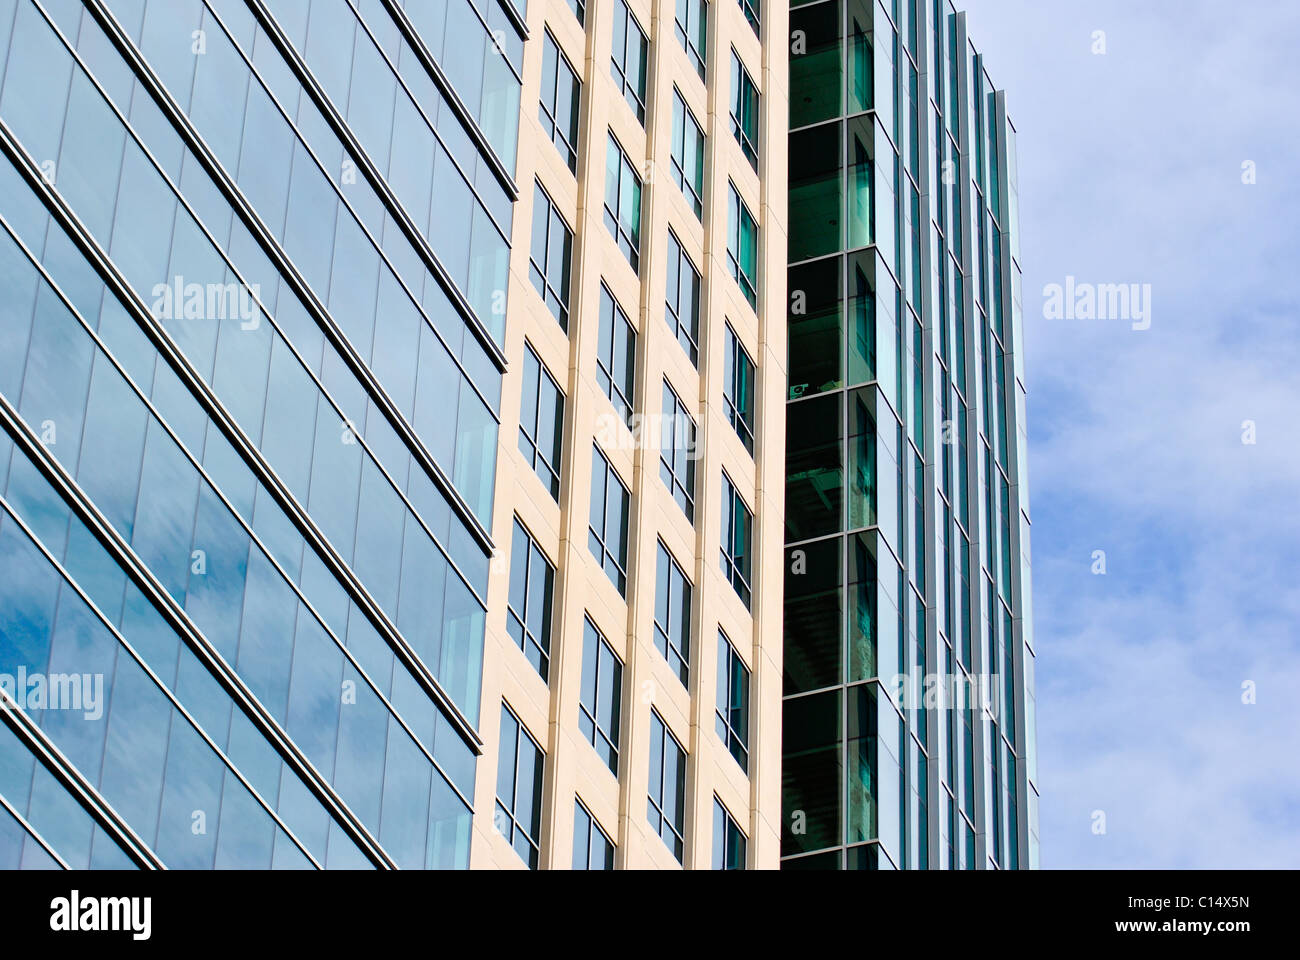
left=783, top=0, right=1036, bottom=870
left=0, top=0, right=524, bottom=869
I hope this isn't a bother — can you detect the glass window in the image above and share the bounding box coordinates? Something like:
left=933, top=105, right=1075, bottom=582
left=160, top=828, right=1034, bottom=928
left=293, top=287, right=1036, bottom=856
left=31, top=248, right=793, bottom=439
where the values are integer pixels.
left=727, top=182, right=758, bottom=310
left=604, top=133, right=643, bottom=272
left=713, top=797, right=747, bottom=869
left=539, top=29, right=580, bottom=173
left=665, top=230, right=701, bottom=365
left=730, top=51, right=759, bottom=170
left=721, top=472, right=754, bottom=607
left=715, top=630, right=751, bottom=773
left=659, top=380, right=697, bottom=522
left=579, top=616, right=623, bottom=774
left=596, top=283, right=636, bottom=426
left=786, top=392, right=843, bottom=542
left=790, top=0, right=842, bottom=128
left=567, top=0, right=586, bottom=26
left=670, top=89, right=704, bottom=219
left=674, top=0, right=707, bottom=80
left=647, top=710, right=686, bottom=862
left=723, top=323, right=756, bottom=454
left=588, top=445, right=631, bottom=595
left=508, top=519, right=555, bottom=681
left=518, top=342, right=564, bottom=499
left=530, top=181, right=573, bottom=330
left=573, top=798, right=615, bottom=869
left=789, top=122, right=842, bottom=262
left=495, top=703, right=544, bottom=869
left=654, top=541, right=692, bottom=685
left=610, top=0, right=648, bottom=124
left=739, top=0, right=760, bottom=37
left=781, top=688, right=842, bottom=857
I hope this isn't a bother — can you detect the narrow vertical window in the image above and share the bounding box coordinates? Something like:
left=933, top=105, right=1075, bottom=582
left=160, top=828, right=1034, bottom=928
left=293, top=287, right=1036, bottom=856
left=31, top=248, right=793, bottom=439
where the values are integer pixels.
left=596, top=283, right=637, bottom=426
left=715, top=630, right=751, bottom=772
left=611, top=0, right=649, bottom=124
left=721, top=472, right=753, bottom=607
left=518, top=343, right=564, bottom=499
left=539, top=30, right=581, bottom=173
left=730, top=51, right=759, bottom=169
left=666, top=230, right=702, bottom=364
left=727, top=182, right=758, bottom=309
left=723, top=323, right=756, bottom=453
left=508, top=519, right=555, bottom=680
left=713, top=797, right=748, bottom=869
left=654, top=541, right=693, bottom=685
left=604, top=133, right=643, bottom=271
left=670, top=88, right=705, bottom=219
left=659, top=379, right=697, bottom=522
left=648, top=710, right=687, bottom=862
left=529, top=182, right=573, bottom=330
left=495, top=704, right=544, bottom=869
left=674, top=0, right=707, bottom=80
left=573, top=798, right=615, bottom=868
left=589, top=446, right=631, bottom=595
left=579, top=616, right=623, bottom=774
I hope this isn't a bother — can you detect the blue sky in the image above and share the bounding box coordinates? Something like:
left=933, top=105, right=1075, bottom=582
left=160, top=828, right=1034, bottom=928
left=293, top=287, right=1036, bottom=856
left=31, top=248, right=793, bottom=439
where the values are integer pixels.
left=958, top=0, right=1300, bottom=867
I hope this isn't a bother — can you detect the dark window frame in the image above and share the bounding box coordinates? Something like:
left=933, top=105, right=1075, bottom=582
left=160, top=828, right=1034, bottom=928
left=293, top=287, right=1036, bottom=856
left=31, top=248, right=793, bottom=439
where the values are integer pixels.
left=507, top=518, right=556, bottom=680
left=518, top=341, right=564, bottom=499
left=604, top=132, right=644, bottom=272
left=670, top=87, right=705, bottom=219
left=529, top=181, right=574, bottom=330
left=539, top=28, right=581, bottom=173
left=659, top=378, right=697, bottom=522
left=578, top=615, right=624, bottom=775
left=665, top=229, right=702, bottom=365
left=611, top=0, right=649, bottom=124
left=723, top=322, right=756, bottom=453
left=596, top=282, right=637, bottom=426
left=495, top=703, right=544, bottom=869
left=654, top=539, right=693, bottom=686
left=715, top=629, right=751, bottom=773
left=589, top=444, right=631, bottom=595
left=648, top=709, right=687, bottom=862
left=720, top=470, right=754, bottom=608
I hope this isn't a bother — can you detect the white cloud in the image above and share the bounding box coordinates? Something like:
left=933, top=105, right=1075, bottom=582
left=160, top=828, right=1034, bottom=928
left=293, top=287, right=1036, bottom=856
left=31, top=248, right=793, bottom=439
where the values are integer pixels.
left=960, top=0, right=1300, bottom=867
